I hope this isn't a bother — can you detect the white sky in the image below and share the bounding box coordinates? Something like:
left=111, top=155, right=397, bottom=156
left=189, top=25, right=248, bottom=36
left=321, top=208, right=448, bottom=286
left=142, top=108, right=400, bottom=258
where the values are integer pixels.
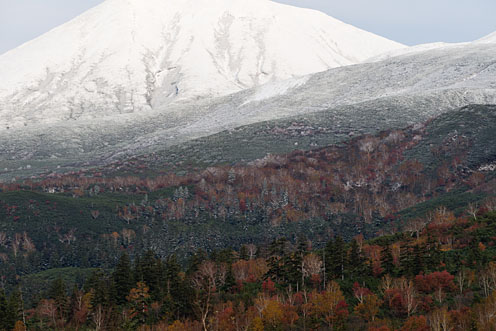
left=0, top=0, right=495, bottom=54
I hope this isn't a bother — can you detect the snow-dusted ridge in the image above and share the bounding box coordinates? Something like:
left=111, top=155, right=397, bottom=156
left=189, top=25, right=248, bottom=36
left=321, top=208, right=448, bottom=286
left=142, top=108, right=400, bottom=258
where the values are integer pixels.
left=0, top=0, right=404, bottom=130
left=366, top=30, right=496, bottom=63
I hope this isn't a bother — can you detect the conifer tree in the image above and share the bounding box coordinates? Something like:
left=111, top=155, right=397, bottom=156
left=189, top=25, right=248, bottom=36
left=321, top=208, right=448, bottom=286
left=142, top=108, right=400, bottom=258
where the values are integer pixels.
left=400, top=245, right=412, bottom=276
left=286, top=252, right=303, bottom=289
left=134, top=255, right=143, bottom=283
left=140, top=250, right=165, bottom=301
left=412, top=244, right=424, bottom=275
left=222, top=265, right=236, bottom=293
left=348, top=239, right=365, bottom=278
left=425, top=234, right=442, bottom=271
left=469, top=237, right=486, bottom=267
left=8, top=289, right=24, bottom=327
left=163, top=254, right=194, bottom=319
left=381, top=246, right=394, bottom=276
left=0, top=289, right=14, bottom=331
left=113, top=252, right=134, bottom=305
left=297, top=234, right=309, bottom=255
left=326, top=237, right=346, bottom=280
left=85, top=269, right=113, bottom=308
left=165, top=254, right=182, bottom=296
left=267, top=238, right=288, bottom=283
left=49, top=277, right=68, bottom=319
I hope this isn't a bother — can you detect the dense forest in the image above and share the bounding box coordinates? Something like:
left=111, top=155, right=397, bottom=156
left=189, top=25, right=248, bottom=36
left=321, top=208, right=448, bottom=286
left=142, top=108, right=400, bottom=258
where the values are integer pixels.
left=1, top=207, right=496, bottom=330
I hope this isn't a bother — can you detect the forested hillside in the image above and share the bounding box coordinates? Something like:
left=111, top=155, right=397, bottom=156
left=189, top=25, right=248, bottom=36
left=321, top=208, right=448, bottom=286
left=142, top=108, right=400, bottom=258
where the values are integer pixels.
left=0, top=106, right=494, bottom=330
left=2, top=209, right=496, bottom=330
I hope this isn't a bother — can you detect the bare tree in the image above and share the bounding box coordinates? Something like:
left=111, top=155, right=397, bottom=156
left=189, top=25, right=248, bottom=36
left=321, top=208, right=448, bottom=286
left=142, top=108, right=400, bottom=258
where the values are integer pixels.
left=92, top=304, right=109, bottom=331
left=246, top=244, right=257, bottom=260
left=466, top=202, right=479, bottom=220
left=475, top=292, right=496, bottom=329
left=379, top=275, right=393, bottom=295
left=12, top=233, right=22, bottom=257
left=192, top=261, right=227, bottom=331
left=484, top=197, right=496, bottom=212
left=457, top=269, right=467, bottom=294
left=404, top=218, right=427, bottom=239
left=429, top=307, right=453, bottom=331
left=397, top=278, right=418, bottom=316
left=479, top=262, right=496, bottom=297
left=302, top=253, right=322, bottom=278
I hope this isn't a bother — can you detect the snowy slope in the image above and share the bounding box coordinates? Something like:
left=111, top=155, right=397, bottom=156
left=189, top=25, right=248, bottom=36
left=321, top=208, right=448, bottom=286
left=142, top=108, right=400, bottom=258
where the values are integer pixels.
left=364, top=42, right=454, bottom=63
left=0, top=0, right=404, bottom=129
left=476, top=31, right=496, bottom=43
left=365, top=30, right=496, bottom=63
left=1, top=41, right=495, bottom=181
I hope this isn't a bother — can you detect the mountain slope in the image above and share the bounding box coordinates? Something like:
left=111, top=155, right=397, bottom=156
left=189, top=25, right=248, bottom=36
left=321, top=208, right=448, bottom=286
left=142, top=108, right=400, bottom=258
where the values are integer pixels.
left=1, top=106, right=494, bottom=270
left=0, top=0, right=403, bottom=129
left=476, top=31, right=496, bottom=43
left=1, top=41, right=495, bottom=180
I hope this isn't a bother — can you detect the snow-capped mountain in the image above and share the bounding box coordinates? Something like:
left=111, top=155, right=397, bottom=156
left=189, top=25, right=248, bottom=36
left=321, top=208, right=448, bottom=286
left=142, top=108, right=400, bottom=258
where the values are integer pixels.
left=0, top=0, right=404, bottom=130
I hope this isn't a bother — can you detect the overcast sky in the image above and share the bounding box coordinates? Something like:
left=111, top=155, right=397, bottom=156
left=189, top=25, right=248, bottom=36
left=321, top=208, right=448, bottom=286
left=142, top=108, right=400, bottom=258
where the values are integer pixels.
left=1, top=0, right=495, bottom=54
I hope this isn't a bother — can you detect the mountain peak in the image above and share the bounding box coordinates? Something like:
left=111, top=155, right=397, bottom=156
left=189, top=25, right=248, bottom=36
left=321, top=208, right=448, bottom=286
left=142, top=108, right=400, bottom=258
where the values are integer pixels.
left=0, top=0, right=403, bottom=130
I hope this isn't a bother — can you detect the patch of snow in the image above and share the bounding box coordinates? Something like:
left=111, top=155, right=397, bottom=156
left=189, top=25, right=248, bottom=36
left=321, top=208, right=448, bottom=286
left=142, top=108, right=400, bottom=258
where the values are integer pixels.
left=241, top=75, right=310, bottom=105
left=479, top=162, right=496, bottom=172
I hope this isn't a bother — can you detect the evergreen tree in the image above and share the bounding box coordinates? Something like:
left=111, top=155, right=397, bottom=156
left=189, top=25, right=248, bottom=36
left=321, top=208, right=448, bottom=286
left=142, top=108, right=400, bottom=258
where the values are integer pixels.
left=411, top=244, right=424, bottom=275
left=211, top=249, right=234, bottom=264
left=134, top=255, right=143, bottom=283
left=85, top=269, right=113, bottom=308
left=266, top=238, right=288, bottom=283
left=381, top=246, right=394, bottom=276
left=469, top=238, right=482, bottom=268
left=222, top=265, right=236, bottom=293
left=48, top=277, right=68, bottom=318
left=239, top=245, right=249, bottom=261
left=113, top=252, right=134, bottom=305
left=348, top=239, right=365, bottom=278
left=425, top=235, right=441, bottom=271
left=400, top=245, right=412, bottom=276
left=163, top=254, right=195, bottom=319
left=296, top=234, right=309, bottom=255
left=286, top=252, right=303, bottom=290
left=326, top=237, right=346, bottom=280
left=165, top=254, right=182, bottom=297
left=8, top=289, right=23, bottom=327
left=140, top=250, right=164, bottom=301
left=0, top=289, right=13, bottom=331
